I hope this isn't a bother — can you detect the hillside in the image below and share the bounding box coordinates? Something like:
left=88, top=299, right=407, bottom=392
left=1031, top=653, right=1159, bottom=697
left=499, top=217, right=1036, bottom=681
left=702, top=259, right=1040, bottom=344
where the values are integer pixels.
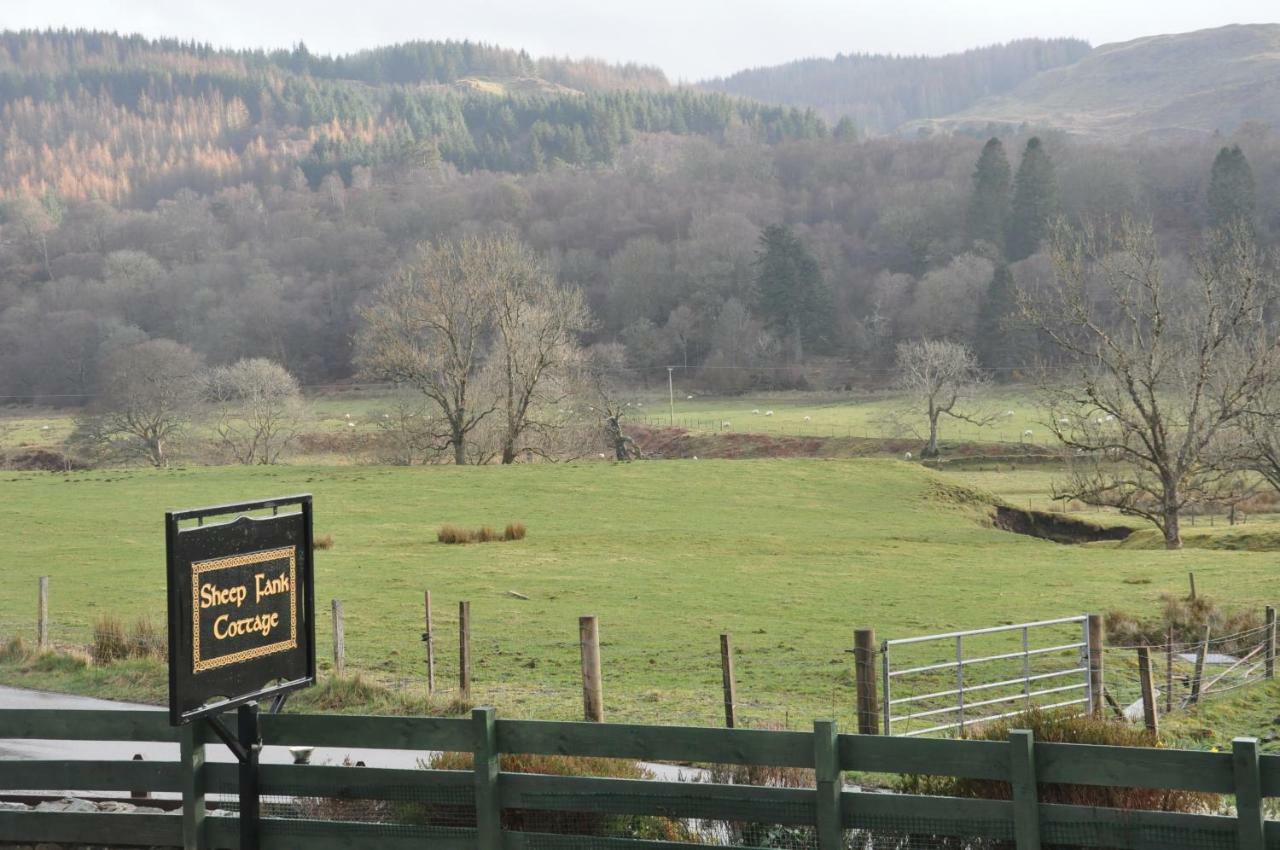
left=0, top=30, right=823, bottom=205
left=909, top=24, right=1280, bottom=139
left=700, top=38, right=1091, bottom=134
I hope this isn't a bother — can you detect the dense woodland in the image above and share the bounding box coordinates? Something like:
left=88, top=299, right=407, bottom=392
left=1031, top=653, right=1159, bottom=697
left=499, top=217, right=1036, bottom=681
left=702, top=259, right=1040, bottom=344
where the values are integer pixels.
left=1, top=30, right=1279, bottom=404
left=701, top=38, right=1092, bottom=133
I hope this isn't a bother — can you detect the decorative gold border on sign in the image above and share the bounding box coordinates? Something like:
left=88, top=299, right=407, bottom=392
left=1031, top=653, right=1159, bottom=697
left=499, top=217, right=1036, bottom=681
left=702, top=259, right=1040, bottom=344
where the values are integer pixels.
left=191, top=546, right=297, bottom=674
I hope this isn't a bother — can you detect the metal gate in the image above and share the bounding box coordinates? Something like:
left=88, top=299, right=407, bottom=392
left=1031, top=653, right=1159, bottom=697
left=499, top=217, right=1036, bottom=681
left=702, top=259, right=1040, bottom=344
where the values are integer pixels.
left=881, top=615, right=1091, bottom=737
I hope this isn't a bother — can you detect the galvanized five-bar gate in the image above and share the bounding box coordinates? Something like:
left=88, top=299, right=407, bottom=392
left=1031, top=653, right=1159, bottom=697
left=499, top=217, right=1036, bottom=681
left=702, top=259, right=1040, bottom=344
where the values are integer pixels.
left=882, top=615, right=1093, bottom=737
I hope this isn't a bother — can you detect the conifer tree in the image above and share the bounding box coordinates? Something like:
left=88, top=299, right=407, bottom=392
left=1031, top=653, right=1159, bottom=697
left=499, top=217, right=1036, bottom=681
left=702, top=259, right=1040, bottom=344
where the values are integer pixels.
left=974, top=264, right=1032, bottom=379
left=755, top=224, right=829, bottom=363
left=1207, top=145, right=1256, bottom=233
left=967, top=138, right=1011, bottom=252
left=1006, top=137, right=1058, bottom=261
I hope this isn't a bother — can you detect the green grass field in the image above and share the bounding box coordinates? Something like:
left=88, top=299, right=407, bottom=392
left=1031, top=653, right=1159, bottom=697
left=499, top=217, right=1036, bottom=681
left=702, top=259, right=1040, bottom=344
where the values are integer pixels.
left=2, top=459, right=1275, bottom=730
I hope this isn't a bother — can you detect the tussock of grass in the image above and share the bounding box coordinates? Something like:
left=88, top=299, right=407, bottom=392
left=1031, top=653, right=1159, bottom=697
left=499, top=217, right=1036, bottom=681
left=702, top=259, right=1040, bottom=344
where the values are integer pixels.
left=1106, top=593, right=1263, bottom=654
left=296, top=673, right=472, bottom=716
left=93, top=614, right=166, bottom=664
left=438, top=522, right=526, bottom=545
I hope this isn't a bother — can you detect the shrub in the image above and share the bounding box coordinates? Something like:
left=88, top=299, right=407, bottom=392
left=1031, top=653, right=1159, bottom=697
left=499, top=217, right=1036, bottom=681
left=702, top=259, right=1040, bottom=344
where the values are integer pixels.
left=1106, top=593, right=1262, bottom=655
left=0, top=635, right=30, bottom=664
left=702, top=722, right=816, bottom=846
left=418, top=752, right=695, bottom=840
left=897, top=708, right=1217, bottom=814
left=92, top=615, right=130, bottom=665
left=314, top=533, right=335, bottom=550
left=503, top=522, right=527, bottom=541
left=129, top=617, right=166, bottom=659
left=473, top=526, right=497, bottom=543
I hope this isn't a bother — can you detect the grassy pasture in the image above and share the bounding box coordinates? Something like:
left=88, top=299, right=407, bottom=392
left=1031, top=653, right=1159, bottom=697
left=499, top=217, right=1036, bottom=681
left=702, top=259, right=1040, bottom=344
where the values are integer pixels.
left=1, top=458, right=1275, bottom=729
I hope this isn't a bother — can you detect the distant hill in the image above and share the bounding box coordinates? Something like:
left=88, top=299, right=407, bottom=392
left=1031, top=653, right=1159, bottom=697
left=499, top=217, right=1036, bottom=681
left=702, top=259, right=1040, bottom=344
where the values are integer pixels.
left=907, top=24, right=1280, bottom=139
left=0, top=30, right=822, bottom=205
left=700, top=38, right=1091, bottom=134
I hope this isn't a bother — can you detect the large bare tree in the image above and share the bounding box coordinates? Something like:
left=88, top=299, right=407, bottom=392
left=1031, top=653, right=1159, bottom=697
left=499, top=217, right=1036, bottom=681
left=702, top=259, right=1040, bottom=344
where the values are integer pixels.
left=204, top=358, right=306, bottom=464
left=76, top=339, right=202, bottom=467
left=894, top=339, right=991, bottom=458
left=1025, top=219, right=1280, bottom=549
left=489, top=240, right=589, bottom=464
left=358, top=238, right=502, bottom=465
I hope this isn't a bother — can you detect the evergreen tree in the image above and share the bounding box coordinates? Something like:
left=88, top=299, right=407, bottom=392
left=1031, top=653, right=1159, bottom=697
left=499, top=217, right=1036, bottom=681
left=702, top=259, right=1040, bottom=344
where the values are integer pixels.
left=1207, top=145, right=1256, bottom=233
left=967, top=138, right=1011, bottom=252
left=974, top=264, right=1031, bottom=379
left=755, top=224, right=829, bottom=363
left=1006, top=137, right=1058, bottom=261
left=833, top=116, right=857, bottom=141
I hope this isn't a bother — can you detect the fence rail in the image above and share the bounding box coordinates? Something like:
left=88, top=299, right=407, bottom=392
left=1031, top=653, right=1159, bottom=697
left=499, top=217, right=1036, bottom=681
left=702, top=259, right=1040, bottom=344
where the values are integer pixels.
left=1, top=706, right=1279, bottom=849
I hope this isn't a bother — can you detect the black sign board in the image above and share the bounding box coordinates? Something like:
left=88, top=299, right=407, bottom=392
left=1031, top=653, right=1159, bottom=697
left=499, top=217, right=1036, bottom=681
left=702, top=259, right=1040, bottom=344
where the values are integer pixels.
left=165, top=495, right=316, bottom=725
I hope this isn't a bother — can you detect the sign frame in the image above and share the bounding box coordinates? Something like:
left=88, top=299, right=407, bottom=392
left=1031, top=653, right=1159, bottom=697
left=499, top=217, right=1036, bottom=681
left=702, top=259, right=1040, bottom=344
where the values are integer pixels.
left=165, top=494, right=316, bottom=726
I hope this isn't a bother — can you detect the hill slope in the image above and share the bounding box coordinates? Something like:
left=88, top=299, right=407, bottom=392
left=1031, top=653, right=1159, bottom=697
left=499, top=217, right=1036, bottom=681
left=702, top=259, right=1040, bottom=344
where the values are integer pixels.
left=700, top=38, right=1091, bottom=133
left=910, top=24, right=1280, bottom=139
left=0, top=30, right=823, bottom=205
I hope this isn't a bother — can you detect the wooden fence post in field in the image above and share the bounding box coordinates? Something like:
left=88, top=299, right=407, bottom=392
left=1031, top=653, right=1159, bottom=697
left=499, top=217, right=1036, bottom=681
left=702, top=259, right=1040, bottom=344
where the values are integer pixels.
left=1086, top=614, right=1104, bottom=717
left=1188, top=571, right=1197, bottom=601
left=854, top=629, right=879, bottom=734
left=459, top=601, right=472, bottom=701
left=1190, top=625, right=1210, bottom=705
left=472, top=707, right=501, bottom=850
left=580, top=615, right=603, bottom=722
left=1166, top=625, right=1175, bottom=715
left=37, top=577, right=49, bottom=651
left=1233, top=737, right=1265, bottom=850
left=1266, top=606, right=1276, bottom=680
left=423, top=591, right=436, bottom=695
left=720, top=633, right=737, bottom=728
left=331, top=599, right=345, bottom=677
left=1137, top=647, right=1158, bottom=735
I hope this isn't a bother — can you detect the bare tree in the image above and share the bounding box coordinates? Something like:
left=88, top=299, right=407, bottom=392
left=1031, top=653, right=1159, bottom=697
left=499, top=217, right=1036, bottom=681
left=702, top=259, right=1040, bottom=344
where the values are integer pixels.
left=358, top=238, right=501, bottom=465
left=205, top=358, right=306, bottom=464
left=894, top=339, right=991, bottom=458
left=75, top=339, right=202, bottom=467
left=579, top=343, right=642, bottom=461
left=489, top=239, right=590, bottom=464
left=1025, top=219, right=1280, bottom=549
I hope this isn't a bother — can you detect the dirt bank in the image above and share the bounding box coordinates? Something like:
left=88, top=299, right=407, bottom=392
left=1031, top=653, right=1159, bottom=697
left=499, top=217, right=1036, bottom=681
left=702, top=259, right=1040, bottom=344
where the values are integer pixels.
left=992, top=505, right=1136, bottom=545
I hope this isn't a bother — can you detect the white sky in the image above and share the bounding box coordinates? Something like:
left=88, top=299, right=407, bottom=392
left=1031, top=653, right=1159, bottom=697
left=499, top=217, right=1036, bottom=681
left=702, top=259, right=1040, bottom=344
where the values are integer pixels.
left=7, top=0, right=1278, bottom=81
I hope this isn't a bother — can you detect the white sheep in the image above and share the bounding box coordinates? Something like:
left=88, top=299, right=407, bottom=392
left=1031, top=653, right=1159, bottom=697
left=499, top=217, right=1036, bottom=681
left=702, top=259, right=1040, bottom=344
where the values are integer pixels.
left=1022, top=429, right=1034, bottom=438
left=904, top=451, right=913, bottom=460
left=803, top=415, right=812, bottom=422
left=722, top=421, right=731, bottom=429
left=347, top=422, right=356, bottom=428
left=687, top=395, right=694, bottom=400
left=1058, top=418, right=1071, bottom=424
left=752, top=409, right=761, bottom=415
left=692, top=455, right=699, bottom=460
left=598, top=453, right=606, bottom=459
left=1104, top=414, right=1115, bottom=422
left=345, top=413, right=352, bottom=419
left=765, top=410, right=774, bottom=416
left=1004, top=410, right=1015, bottom=417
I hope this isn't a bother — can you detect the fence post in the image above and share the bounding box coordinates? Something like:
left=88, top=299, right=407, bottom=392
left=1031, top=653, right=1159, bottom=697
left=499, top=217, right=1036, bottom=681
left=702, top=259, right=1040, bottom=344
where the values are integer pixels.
left=1265, top=606, right=1275, bottom=680
left=1009, top=729, right=1041, bottom=850
left=1233, top=737, right=1264, bottom=850
left=720, top=633, right=737, bottom=728
left=1086, top=614, right=1104, bottom=717
left=854, top=629, right=879, bottom=734
left=473, top=707, right=502, bottom=850
left=179, top=722, right=206, bottom=850
left=1190, top=625, right=1210, bottom=705
left=580, top=615, right=603, bottom=722
left=1166, top=625, right=1175, bottom=715
left=459, top=601, right=472, bottom=701
left=813, top=719, right=842, bottom=850
left=1136, top=647, right=1158, bottom=735
left=37, top=577, right=48, bottom=650
left=330, top=599, right=345, bottom=677
left=424, top=591, right=436, bottom=695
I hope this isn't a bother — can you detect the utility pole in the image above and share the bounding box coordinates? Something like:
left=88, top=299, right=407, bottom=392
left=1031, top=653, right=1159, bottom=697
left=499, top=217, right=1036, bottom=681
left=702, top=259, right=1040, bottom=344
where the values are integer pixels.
left=667, top=366, right=675, bottom=426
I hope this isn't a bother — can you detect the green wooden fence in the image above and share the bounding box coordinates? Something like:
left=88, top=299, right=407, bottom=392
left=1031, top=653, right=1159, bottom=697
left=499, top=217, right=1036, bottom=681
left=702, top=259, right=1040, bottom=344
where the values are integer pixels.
left=0, top=706, right=1278, bottom=849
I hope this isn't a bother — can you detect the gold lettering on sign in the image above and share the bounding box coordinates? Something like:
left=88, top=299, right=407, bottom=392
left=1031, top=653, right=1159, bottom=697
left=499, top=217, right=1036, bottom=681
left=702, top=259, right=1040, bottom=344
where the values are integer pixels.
left=191, top=546, right=297, bottom=673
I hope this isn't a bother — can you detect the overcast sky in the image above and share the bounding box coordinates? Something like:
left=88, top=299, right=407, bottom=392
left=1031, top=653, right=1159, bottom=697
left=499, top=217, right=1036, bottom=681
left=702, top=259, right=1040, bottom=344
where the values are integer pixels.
left=8, top=0, right=1278, bottom=81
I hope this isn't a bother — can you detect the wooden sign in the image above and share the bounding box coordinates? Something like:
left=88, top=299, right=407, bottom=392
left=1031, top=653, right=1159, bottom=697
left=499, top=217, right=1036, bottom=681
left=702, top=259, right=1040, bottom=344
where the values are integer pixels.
left=166, top=495, right=315, bottom=725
